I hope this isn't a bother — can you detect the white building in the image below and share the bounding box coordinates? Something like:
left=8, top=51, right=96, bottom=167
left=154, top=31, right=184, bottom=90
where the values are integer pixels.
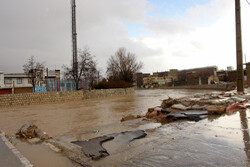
left=4, top=73, right=32, bottom=88
left=227, top=66, right=234, bottom=71
left=0, top=71, right=4, bottom=88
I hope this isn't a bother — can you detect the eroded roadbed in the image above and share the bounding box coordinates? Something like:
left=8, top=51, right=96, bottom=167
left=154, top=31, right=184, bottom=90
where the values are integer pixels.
left=72, top=130, right=147, bottom=160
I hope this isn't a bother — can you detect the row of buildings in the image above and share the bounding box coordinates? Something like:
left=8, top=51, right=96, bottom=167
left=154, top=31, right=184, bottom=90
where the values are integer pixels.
left=134, top=65, right=250, bottom=88
left=0, top=69, right=61, bottom=94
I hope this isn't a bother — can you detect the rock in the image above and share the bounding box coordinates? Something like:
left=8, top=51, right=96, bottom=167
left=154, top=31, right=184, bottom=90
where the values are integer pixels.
left=161, top=97, right=178, bottom=109
left=121, top=115, right=141, bottom=122
left=194, top=93, right=205, bottom=98
left=165, top=107, right=180, bottom=113
left=16, top=122, right=37, bottom=139
left=16, top=122, right=51, bottom=141
left=191, top=104, right=207, bottom=110
left=146, top=110, right=158, bottom=119
left=180, top=101, right=192, bottom=107
left=27, top=138, right=42, bottom=144
left=36, top=129, right=50, bottom=140
left=145, top=108, right=169, bottom=122
left=160, top=109, right=171, bottom=114
left=147, top=107, right=154, bottom=113
left=207, top=105, right=226, bottom=114
left=171, top=104, right=191, bottom=111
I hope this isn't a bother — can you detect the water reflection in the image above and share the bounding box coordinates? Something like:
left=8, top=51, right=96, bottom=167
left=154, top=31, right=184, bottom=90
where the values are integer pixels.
left=2, top=89, right=249, bottom=166
left=239, top=110, right=250, bottom=164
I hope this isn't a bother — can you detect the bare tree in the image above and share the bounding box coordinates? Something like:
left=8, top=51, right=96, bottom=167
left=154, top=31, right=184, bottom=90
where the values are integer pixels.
left=107, top=48, right=143, bottom=83
left=63, top=48, right=99, bottom=89
left=23, top=56, right=45, bottom=89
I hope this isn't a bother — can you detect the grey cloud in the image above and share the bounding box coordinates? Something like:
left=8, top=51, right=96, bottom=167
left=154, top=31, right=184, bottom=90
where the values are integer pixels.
left=172, top=50, right=188, bottom=57
left=0, top=0, right=159, bottom=74
left=186, top=0, right=233, bottom=25
left=144, top=18, right=194, bottom=36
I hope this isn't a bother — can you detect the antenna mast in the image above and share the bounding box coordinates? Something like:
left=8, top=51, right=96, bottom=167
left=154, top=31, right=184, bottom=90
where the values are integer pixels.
left=71, top=0, right=78, bottom=89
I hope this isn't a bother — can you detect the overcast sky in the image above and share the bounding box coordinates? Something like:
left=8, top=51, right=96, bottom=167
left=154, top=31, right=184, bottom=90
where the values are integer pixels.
left=0, top=0, right=250, bottom=75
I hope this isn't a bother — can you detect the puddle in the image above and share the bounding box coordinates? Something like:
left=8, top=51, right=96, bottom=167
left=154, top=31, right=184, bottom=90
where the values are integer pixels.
left=14, top=139, right=81, bottom=167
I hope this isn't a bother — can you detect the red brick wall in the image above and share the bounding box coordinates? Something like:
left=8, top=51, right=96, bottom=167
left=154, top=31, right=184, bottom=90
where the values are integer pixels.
left=0, top=89, right=12, bottom=95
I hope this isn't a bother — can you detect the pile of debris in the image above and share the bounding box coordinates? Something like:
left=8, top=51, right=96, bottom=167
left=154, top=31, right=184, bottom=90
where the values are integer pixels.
left=16, top=122, right=52, bottom=143
left=14, top=122, right=147, bottom=166
left=146, top=91, right=250, bottom=123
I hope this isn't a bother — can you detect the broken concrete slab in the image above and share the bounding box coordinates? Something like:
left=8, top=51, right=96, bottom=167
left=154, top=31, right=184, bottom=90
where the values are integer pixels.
left=166, top=111, right=209, bottom=122
left=107, top=130, right=147, bottom=143
left=72, top=136, right=114, bottom=160
left=47, top=139, right=90, bottom=167
left=160, top=97, right=178, bottom=108
left=27, top=138, right=42, bottom=144
left=171, top=104, right=191, bottom=111
left=104, top=130, right=147, bottom=155
left=191, top=104, right=207, bottom=110
left=71, top=130, right=147, bottom=161
left=207, top=105, right=226, bottom=114
left=121, top=115, right=142, bottom=122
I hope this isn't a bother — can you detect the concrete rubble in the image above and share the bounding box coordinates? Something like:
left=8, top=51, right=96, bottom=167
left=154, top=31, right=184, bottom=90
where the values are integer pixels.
left=16, top=122, right=52, bottom=143
left=9, top=90, right=250, bottom=166
left=72, top=130, right=147, bottom=160
left=14, top=122, right=147, bottom=167
left=15, top=122, right=91, bottom=166
left=146, top=90, right=250, bottom=123
left=72, top=135, right=114, bottom=160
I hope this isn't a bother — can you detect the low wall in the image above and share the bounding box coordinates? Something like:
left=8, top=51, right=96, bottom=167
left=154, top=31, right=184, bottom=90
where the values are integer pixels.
left=138, top=84, right=235, bottom=91
left=14, top=87, right=33, bottom=94
left=0, top=88, right=134, bottom=107
left=160, top=84, right=229, bottom=90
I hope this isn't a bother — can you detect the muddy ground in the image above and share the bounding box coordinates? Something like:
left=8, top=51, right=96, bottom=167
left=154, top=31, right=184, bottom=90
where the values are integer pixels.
left=0, top=89, right=249, bottom=166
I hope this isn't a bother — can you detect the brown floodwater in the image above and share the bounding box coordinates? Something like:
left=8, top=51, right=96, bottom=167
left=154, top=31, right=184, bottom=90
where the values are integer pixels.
left=0, top=89, right=249, bottom=167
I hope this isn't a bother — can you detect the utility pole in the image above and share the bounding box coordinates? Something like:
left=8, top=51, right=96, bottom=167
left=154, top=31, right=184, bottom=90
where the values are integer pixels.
left=71, top=0, right=78, bottom=90
left=235, top=0, right=244, bottom=92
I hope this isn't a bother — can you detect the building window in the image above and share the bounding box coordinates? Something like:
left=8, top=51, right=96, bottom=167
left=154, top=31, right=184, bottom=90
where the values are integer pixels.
left=5, top=78, right=12, bottom=85
left=17, top=78, right=22, bottom=84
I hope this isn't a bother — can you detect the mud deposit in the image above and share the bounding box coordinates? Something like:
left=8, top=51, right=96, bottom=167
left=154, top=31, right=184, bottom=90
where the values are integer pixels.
left=0, top=89, right=249, bottom=166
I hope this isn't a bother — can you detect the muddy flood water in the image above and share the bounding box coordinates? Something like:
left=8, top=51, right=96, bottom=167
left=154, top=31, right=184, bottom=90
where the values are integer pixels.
left=0, top=89, right=249, bottom=167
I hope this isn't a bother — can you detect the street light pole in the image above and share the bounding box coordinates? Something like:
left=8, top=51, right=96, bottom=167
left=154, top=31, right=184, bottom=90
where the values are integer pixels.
left=235, top=0, right=244, bottom=92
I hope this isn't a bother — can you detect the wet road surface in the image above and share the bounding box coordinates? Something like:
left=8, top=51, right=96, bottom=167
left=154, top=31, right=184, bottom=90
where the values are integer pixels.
left=0, top=137, right=24, bottom=167
left=121, top=111, right=250, bottom=167
left=0, top=89, right=249, bottom=166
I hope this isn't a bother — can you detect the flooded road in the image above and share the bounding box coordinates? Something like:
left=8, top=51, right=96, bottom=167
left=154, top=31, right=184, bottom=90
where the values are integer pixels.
left=0, top=89, right=215, bottom=136
left=120, top=111, right=250, bottom=167
left=0, top=89, right=249, bottom=166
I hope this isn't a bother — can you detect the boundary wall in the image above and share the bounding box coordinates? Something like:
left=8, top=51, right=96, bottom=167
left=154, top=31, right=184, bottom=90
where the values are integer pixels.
left=0, top=88, right=134, bottom=107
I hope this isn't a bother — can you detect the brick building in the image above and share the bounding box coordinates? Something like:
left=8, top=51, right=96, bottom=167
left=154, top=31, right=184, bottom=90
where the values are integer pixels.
left=177, top=66, right=217, bottom=86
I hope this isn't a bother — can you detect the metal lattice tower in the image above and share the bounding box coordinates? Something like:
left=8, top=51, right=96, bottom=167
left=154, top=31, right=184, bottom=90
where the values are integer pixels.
left=71, top=0, right=78, bottom=86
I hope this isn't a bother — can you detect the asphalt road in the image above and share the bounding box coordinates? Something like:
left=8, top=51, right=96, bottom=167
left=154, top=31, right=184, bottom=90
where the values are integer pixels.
left=0, top=135, right=24, bottom=167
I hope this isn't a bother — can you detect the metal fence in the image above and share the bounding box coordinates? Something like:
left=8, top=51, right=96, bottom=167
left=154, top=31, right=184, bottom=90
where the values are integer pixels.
left=45, top=78, right=90, bottom=92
